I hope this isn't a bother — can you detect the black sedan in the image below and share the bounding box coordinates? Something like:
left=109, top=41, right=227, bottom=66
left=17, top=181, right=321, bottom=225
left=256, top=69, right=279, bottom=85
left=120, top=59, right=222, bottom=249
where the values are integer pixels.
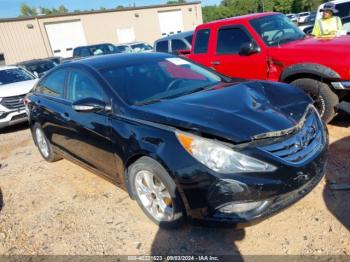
left=25, top=53, right=328, bottom=228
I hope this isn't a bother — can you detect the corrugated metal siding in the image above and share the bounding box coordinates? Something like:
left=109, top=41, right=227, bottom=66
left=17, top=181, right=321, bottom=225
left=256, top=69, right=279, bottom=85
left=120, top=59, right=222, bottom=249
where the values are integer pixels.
left=0, top=3, right=202, bottom=65
left=0, top=20, right=49, bottom=64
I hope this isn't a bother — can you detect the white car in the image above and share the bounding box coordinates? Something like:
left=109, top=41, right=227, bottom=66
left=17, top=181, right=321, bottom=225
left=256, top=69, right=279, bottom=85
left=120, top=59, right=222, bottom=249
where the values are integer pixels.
left=298, top=12, right=311, bottom=24
left=0, top=66, right=37, bottom=129
left=286, top=13, right=298, bottom=23
left=116, top=42, right=153, bottom=53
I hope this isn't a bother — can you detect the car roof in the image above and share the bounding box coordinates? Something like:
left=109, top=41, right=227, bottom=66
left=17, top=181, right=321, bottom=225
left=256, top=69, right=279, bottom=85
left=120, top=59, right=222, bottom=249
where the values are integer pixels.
left=66, top=52, right=172, bottom=70
left=0, top=65, right=19, bottom=71
left=17, top=58, right=53, bottom=65
left=196, top=12, right=277, bottom=29
left=156, top=31, right=194, bottom=41
left=74, top=43, right=114, bottom=49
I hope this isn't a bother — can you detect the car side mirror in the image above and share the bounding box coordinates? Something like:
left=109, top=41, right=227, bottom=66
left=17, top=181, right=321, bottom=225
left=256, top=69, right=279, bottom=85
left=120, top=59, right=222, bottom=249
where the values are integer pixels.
left=33, top=71, right=39, bottom=78
left=72, top=98, right=108, bottom=113
left=239, top=42, right=260, bottom=56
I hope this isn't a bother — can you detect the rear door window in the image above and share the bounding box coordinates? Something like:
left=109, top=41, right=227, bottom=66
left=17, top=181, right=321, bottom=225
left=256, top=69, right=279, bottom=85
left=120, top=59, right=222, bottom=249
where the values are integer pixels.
left=193, top=29, right=210, bottom=54
left=67, top=70, right=105, bottom=101
left=156, top=41, right=169, bottom=53
left=216, top=27, right=252, bottom=54
left=39, top=70, right=66, bottom=98
left=185, top=34, right=193, bottom=45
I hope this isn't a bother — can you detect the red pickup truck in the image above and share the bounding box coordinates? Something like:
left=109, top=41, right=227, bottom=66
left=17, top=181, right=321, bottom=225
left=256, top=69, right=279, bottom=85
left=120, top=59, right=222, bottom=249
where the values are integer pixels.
left=187, top=12, right=350, bottom=123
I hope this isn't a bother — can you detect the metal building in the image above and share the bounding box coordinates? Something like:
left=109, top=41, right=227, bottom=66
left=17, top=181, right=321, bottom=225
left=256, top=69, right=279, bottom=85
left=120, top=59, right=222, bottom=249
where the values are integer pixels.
left=0, top=2, right=202, bottom=65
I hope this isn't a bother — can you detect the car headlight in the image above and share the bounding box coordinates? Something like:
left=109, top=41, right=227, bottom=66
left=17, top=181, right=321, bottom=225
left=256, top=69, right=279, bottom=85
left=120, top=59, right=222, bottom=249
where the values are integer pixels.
left=176, top=131, right=276, bottom=174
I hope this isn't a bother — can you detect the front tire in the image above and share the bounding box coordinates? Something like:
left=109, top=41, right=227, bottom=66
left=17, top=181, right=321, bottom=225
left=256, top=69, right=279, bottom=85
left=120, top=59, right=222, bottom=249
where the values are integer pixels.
left=291, top=78, right=339, bottom=123
left=128, top=157, right=185, bottom=228
left=32, top=123, right=62, bottom=162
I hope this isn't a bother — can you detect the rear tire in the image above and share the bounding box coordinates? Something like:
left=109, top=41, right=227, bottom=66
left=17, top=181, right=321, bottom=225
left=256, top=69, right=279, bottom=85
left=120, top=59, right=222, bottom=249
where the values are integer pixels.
left=32, top=123, right=62, bottom=162
left=291, top=78, right=339, bottom=123
left=128, top=157, right=185, bottom=228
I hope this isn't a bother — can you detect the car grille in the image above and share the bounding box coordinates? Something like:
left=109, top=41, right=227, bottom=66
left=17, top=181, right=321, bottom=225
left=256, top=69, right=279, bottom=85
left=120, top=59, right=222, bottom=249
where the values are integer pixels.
left=1, top=94, right=26, bottom=110
left=259, top=107, right=324, bottom=165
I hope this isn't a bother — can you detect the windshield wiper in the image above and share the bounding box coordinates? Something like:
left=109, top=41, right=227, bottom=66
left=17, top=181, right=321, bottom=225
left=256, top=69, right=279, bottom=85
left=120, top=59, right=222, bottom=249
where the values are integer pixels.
left=134, top=98, right=164, bottom=106
left=277, top=35, right=305, bottom=46
left=163, top=82, right=220, bottom=100
left=134, top=83, right=219, bottom=106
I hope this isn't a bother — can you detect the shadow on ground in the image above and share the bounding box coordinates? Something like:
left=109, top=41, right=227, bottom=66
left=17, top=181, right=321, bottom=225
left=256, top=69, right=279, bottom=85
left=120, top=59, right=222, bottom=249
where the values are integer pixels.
left=329, top=113, right=350, bottom=128
left=0, top=122, right=28, bottom=134
left=0, top=188, right=3, bottom=212
left=323, top=135, right=350, bottom=230
left=151, top=225, right=244, bottom=260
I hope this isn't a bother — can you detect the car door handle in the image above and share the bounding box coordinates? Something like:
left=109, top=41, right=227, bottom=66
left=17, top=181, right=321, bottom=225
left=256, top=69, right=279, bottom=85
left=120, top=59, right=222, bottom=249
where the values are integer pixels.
left=210, top=61, right=220, bottom=65
left=61, top=112, right=70, bottom=121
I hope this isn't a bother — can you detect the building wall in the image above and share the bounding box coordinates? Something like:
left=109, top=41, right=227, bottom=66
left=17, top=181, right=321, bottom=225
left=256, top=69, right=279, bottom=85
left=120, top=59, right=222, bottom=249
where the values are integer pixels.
left=0, top=2, right=202, bottom=65
left=0, top=19, right=50, bottom=64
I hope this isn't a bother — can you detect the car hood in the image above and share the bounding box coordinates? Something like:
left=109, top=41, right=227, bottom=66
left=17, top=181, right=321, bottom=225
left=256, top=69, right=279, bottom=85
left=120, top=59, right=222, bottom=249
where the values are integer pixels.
left=280, top=35, right=350, bottom=52
left=0, top=79, right=38, bottom=98
left=130, top=81, right=312, bottom=144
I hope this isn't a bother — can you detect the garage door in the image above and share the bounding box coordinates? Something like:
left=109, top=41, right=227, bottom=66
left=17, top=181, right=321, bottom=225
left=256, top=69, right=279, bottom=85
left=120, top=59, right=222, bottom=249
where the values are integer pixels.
left=158, top=10, right=184, bottom=36
left=45, top=21, right=87, bottom=58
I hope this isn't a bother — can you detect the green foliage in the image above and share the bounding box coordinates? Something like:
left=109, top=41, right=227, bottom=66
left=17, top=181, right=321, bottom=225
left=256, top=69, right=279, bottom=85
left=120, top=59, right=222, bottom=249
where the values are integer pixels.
left=167, top=0, right=187, bottom=4
left=19, top=3, right=69, bottom=16
left=202, top=0, right=328, bottom=23
left=19, top=4, right=37, bottom=17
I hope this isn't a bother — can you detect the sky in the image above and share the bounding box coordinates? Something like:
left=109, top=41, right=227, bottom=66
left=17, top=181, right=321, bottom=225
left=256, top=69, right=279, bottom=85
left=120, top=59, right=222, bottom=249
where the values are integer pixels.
left=0, top=0, right=220, bottom=18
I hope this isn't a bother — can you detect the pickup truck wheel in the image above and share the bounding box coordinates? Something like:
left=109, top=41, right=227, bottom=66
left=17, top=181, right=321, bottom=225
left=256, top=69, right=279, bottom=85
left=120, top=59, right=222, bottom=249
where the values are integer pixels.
left=32, top=123, right=62, bottom=162
left=291, top=78, right=339, bottom=123
left=128, top=157, right=185, bottom=228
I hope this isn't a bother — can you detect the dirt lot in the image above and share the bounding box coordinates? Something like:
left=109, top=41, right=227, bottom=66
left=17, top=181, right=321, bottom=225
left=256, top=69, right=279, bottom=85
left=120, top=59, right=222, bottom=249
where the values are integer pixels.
left=0, top=116, right=349, bottom=257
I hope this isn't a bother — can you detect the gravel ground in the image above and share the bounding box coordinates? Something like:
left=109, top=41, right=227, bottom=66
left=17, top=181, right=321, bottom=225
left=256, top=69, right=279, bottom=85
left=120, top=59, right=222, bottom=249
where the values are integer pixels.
left=0, top=116, right=349, bottom=256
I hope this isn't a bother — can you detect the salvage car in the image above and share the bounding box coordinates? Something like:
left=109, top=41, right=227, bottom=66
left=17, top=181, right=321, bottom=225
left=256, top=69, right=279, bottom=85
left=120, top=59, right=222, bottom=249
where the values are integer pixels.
left=0, top=66, right=37, bottom=129
left=26, top=53, right=328, bottom=228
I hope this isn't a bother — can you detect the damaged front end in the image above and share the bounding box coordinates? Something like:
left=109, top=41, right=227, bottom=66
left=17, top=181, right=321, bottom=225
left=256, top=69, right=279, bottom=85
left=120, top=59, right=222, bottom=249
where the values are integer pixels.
left=201, top=105, right=328, bottom=226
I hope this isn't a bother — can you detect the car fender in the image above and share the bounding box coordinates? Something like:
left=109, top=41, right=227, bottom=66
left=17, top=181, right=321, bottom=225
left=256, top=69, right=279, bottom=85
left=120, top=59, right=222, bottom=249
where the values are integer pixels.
left=280, top=63, right=341, bottom=83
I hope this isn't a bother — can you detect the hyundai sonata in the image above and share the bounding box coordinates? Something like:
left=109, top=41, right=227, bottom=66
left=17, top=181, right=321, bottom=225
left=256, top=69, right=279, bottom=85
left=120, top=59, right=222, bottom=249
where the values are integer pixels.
left=26, top=53, right=328, bottom=228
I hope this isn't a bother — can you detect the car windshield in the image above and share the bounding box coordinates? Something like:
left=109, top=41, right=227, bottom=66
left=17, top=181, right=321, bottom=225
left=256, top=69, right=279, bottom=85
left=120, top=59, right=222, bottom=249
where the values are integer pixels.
left=250, top=14, right=305, bottom=46
left=79, top=44, right=119, bottom=57
left=26, top=61, right=57, bottom=74
left=131, top=43, right=153, bottom=52
left=0, top=68, right=35, bottom=85
left=118, top=46, right=133, bottom=53
left=101, top=57, right=222, bottom=105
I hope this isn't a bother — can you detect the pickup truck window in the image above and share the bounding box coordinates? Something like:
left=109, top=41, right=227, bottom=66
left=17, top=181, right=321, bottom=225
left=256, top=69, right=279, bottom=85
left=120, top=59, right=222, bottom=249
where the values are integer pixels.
left=250, top=14, right=304, bottom=46
left=217, top=27, right=252, bottom=54
left=156, top=41, right=169, bottom=53
left=193, top=29, right=210, bottom=54
left=171, top=39, right=188, bottom=51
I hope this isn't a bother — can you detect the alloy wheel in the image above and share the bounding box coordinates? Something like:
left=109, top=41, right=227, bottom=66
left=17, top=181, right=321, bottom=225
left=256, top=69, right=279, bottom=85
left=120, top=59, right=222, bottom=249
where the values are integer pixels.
left=134, top=170, right=174, bottom=222
left=35, top=128, right=49, bottom=158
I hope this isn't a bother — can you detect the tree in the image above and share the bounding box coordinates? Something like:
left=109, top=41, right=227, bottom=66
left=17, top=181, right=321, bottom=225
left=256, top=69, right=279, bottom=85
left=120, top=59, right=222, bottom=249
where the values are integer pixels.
left=20, top=3, right=37, bottom=17
left=167, top=0, right=186, bottom=4
left=58, top=5, right=68, bottom=14
left=273, top=0, right=293, bottom=13
left=19, top=4, right=69, bottom=16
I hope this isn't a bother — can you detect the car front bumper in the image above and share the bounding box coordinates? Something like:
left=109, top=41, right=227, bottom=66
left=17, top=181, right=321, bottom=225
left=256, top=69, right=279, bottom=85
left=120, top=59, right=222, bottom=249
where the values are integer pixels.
left=167, top=114, right=329, bottom=227
left=0, top=107, right=28, bottom=129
